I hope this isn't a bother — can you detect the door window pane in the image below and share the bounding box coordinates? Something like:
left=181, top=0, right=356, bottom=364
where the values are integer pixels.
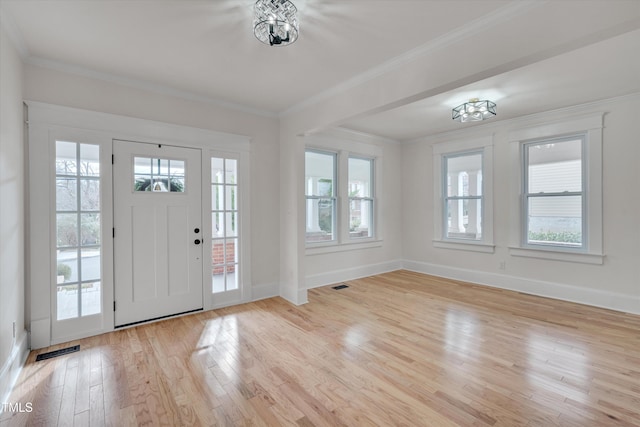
left=80, top=180, right=100, bottom=211
left=79, top=144, right=100, bottom=176
left=81, top=282, right=101, bottom=316
left=134, top=157, right=186, bottom=192
left=57, top=249, right=78, bottom=283
left=56, top=178, right=77, bottom=211
left=55, top=141, right=77, bottom=175
left=57, top=213, right=78, bottom=247
left=57, top=285, right=78, bottom=320
left=80, top=213, right=101, bottom=246
left=81, top=248, right=101, bottom=281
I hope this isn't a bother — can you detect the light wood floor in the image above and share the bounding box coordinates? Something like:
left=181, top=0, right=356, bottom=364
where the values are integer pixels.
left=2, top=270, right=640, bottom=426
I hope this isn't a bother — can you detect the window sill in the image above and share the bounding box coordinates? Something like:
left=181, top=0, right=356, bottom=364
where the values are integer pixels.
left=306, top=239, right=383, bottom=256
left=508, top=246, right=604, bottom=265
left=433, top=240, right=495, bottom=253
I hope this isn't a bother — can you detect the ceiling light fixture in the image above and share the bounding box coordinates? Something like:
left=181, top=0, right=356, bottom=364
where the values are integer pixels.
left=253, top=0, right=299, bottom=47
left=452, top=98, right=497, bottom=122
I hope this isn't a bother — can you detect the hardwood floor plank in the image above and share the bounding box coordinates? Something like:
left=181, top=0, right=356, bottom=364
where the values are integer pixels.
left=5, top=270, right=640, bottom=426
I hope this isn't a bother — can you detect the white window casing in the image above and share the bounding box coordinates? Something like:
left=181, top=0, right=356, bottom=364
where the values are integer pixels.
left=433, top=136, right=494, bottom=253
left=304, top=132, right=383, bottom=255
left=508, top=113, right=604, bottom=264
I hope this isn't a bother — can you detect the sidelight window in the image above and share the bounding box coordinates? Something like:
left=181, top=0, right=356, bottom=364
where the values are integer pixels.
left=211, top=156, right=239, bottom=293
left=55, top=141, right=102, bottom=320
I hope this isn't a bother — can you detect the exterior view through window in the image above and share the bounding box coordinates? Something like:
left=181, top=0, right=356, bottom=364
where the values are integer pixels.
left=443, top=151, right=483, bottom=241
left=348, top=157, right=374, bottom=239
left=524, top=136, right=584, bottom=248
left=305, top=150, right=336, bottom=242
left=211, top=157, right=239, bottom=293
left=133, top=157, right=185, bottom=192
left=55, top=141, right=102, bottom=320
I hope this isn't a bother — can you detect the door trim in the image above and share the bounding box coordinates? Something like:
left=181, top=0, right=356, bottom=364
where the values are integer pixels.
left=27, top=101, right=251, bottom=348
left=113, top=140, right=203, bottom=327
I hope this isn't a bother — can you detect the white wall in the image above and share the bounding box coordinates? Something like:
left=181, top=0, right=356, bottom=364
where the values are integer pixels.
left=23, top=63, right=281, bottom=299
left=402, top=95, right=640, bottom=314
left=0, top=23, right=28, bottom=405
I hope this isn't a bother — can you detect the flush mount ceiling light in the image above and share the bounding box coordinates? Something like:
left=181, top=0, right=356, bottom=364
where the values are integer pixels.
left=452, top=98, right=497, bottom=122
left=254, top=0, right=299, bottom=46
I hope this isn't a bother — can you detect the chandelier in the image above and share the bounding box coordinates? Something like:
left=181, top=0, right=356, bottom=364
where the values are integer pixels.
left=452, top=98, right=497, bottom=122
left=253, top=0, right=299, bottom=46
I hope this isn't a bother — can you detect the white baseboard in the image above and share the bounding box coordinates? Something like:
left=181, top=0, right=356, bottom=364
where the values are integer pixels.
left=29, top=318, right=50, bottom=350
left=251, top=282, right=279, bottom=301
left=0, top=331, right=29, bottom=413
left=306, top=259, right=403, bottom=289
left=402, top=259, right=640, bottom=315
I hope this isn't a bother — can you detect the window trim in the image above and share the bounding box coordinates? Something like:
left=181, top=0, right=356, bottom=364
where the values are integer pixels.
left=508, top=113, right=604, bottom=264
left=521, top=134, right=587, bottom=251
left=304, top=135, right=381, bottom=253
left=433, top=136, right=494, bottom=253
left=210, top=154, right=241, bottom=295
left=442, top=149, right=484, bottom=242
left=348, top=155, right=375, bottom=240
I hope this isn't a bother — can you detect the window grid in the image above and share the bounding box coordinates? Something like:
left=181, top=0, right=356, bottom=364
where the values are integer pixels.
left=133, top=157, right=185, bottom=192
left=348, top=156, right=374, bottom=239
left=211, top=157, right=239, bottom=293
left=55, top=141, right=102, bottom=320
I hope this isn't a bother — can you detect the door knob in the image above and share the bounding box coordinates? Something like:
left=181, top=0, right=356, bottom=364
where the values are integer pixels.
left=194, top=239, right=201, bottom=245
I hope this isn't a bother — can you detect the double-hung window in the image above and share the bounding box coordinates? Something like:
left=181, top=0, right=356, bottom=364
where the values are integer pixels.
left=509, top=113, right=603, bottom=264
left=348, top=156, right=374, bottom=239
left=523, top=135, right=585, bottom=249
left=305, top=146, right=377, bottom=247
left=305, top=150, right=337, bottom=243
left=443, top=151, right=483, bottom=241
left=433, top=136, right=494, bottom=253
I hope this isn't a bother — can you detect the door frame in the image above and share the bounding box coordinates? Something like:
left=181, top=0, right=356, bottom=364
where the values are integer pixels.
left=112, top=140, right=205, bottom=327
left=27, top=101, right=251, bottom=348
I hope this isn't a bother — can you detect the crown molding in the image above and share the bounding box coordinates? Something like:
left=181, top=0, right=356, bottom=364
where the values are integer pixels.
left=279, top=1, right=545, bottom=118
left=26, top=56, right=278, bottom=119
left=1, top=0, right=276, bottom=119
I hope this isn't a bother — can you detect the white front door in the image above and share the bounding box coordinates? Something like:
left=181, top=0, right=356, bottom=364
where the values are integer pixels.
left=113, top=140, right=203, bottom=327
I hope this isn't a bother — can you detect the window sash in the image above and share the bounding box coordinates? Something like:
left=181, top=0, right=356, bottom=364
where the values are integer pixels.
left=522, top=135, right=586, bottom=250
left=442, top=150, right=484, bottom=241
left=348, top=156, right=374, bottom=240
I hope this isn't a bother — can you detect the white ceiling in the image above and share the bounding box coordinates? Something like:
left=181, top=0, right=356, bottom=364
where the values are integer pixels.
left=1, top=0, right=639, bottom=140
left=342, top=28, right=640, bottom=141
